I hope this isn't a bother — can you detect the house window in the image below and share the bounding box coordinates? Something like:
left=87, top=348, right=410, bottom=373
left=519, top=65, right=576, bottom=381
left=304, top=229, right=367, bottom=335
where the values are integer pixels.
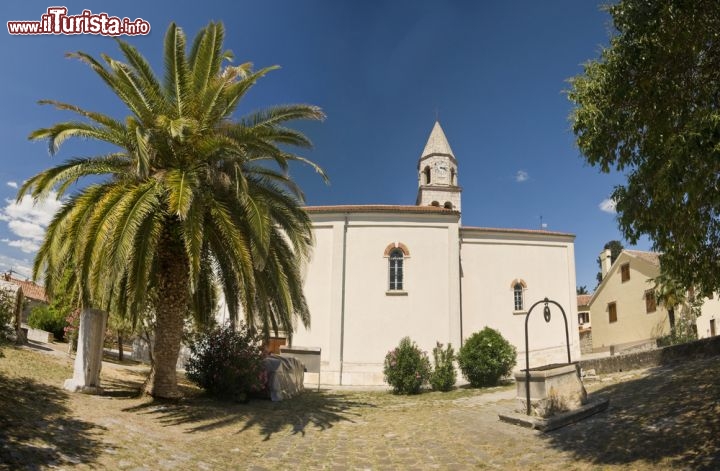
left=645, top=290, right=656, bottom=313
left=514, top=283, right=524, bottom=311
left=608, top=302, right=618, bottom=323
left=388, top=249, right=404, bottom=291
left=621, top=263, right=630, bottom=282
left=578, top=312, right=590, bottom=325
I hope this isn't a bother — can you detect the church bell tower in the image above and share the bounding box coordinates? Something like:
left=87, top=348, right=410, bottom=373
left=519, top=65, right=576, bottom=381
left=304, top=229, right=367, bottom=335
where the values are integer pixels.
left=416, top=121, right=461, bottom=212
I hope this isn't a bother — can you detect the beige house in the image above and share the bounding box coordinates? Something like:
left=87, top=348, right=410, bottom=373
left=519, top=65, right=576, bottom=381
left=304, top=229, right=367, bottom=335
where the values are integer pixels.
left=280, top=122, right=581, bottom=386
left=588, top=249, right=720, bottom=353
left=577, top=294, right=592, bottom=354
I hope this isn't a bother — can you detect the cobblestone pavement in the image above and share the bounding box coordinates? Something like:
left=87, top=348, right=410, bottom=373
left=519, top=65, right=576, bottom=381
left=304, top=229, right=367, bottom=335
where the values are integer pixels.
left=102, top=356, right=720, bottom=470
left=4, top=344, right=719, bottom=470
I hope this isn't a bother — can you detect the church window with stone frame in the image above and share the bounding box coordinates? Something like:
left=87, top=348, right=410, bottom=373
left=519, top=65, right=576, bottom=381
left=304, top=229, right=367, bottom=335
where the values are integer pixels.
left=511, top=279, right=527, bottom=312
left=385, top=243, right=410, bottom=293
left=388, top=249, right=404, bottom=291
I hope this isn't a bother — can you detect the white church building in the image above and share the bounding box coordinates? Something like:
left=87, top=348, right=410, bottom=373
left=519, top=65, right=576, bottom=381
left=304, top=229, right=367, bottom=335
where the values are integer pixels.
left=289, top=122, right=580, bottom=386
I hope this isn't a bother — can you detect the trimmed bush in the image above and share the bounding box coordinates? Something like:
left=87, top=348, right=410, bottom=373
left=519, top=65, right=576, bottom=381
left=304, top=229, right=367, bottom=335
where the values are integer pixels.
left=28, top=305, right=66, bottom=341
left=185, top=324, right=267, bottom=401
left=383, top=337, right=431, bottom=395
left=458, top=327, right=517, bottom=387
left=430, top=342, right=456, bottom=391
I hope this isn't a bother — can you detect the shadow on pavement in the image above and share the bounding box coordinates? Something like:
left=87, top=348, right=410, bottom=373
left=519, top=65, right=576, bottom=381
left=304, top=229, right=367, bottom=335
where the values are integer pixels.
left=122, top=389, right=376, bottom=440
left=0, top=373, right=108, bottom=469
left=542, top=356, right=720, bottom=470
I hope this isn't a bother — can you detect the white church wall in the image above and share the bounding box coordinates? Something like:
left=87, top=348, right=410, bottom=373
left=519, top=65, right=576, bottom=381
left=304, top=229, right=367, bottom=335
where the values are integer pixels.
left=460, top=229, right=580, bottom=370
left=342, top=221, right=458, bottom=385
left=293, top=209, right=461, bottom=386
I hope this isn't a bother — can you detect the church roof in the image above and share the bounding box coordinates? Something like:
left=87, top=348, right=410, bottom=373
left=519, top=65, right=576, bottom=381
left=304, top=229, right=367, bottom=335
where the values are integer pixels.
left=305, top=204, right=459, bottom=215
left=461, top=226, right=575, bottom=238
left=421, top=121, right=454, bottom=158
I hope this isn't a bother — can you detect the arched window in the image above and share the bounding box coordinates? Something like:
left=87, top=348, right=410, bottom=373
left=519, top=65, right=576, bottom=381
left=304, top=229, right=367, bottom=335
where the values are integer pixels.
left=513, top=283, right=524, bottom=311
left=511, top=279, right=527, bottom=311
left=423, top=166, right=431, bottom=185
left=431, top=201, right=440, bottom=207
left=451, top=168, right=456, bottom=185
left=388, top=249, right=404, bottom=291
left=444, top=201, right=453, bottom=209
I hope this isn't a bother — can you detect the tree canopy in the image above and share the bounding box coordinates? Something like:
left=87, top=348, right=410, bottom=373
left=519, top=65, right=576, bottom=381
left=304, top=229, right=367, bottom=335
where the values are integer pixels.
left=569, top=0, right=720, bottom=294
left=596, top=240, right=624, bottom=285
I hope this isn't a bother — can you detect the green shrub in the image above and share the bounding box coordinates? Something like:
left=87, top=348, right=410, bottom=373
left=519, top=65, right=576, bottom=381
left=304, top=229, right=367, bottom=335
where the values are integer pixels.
left=0, top=290, right=16, bottom=343
left=430, top=342, right=456, bottom=392
left=458, top=327, right=517, bottom=387
left=383, top=337, right=431, bottom=395
left=185, top=324, right=267, bottom=401
left=28, top=305, right=66, bottom=341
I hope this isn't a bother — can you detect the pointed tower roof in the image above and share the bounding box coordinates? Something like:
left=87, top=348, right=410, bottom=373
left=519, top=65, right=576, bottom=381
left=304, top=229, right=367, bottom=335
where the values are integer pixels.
left=421, top=121, right=455, bottom=158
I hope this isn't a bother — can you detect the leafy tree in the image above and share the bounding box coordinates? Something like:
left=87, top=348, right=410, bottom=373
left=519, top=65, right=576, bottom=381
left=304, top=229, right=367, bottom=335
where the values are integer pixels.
left=569, top=0, right=720, bottom=293
left=652, top=272, right=700, bottom=346
left=576, top=285, right=588, bottom=295
left=21, top=22, right=326, bottom=398
left=595, top=240, right=624, bottom=285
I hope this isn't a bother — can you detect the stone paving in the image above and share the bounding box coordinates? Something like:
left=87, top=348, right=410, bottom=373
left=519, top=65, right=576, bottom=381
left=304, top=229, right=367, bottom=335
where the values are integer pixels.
left=4, top=342, right=719, bottom=470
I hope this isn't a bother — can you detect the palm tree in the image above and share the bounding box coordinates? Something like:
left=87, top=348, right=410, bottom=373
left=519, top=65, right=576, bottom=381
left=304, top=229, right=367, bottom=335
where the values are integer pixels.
left=20, top=22, right=326, bottom=398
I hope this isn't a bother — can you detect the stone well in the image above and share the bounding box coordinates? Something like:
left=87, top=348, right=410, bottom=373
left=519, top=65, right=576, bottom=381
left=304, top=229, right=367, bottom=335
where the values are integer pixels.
left=515, top=362, right=587, bottom=418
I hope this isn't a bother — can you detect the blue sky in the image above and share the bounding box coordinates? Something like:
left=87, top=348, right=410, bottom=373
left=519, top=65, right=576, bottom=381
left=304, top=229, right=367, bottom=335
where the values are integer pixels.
left=0, top=1, right=651, bottom=291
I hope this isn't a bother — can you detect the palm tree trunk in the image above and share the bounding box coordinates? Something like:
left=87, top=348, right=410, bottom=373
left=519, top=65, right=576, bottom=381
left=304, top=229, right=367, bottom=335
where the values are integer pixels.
left=117, top=333, right=124, bottom=362
left=143, top=227, right=189, bottom=398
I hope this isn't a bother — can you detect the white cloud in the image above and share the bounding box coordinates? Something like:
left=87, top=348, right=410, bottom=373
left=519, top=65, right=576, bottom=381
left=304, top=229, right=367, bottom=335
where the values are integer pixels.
left=8, top=220, right=45, bottom=241
left=6, top=181, right=17, bottom=189
left=599, top=198, right=617, bottom=214
left=0, top=253, right=32, bottom=278
left=0, top=192, right=63, bottom=255
left=1, top=238, right=40, bottom=253
left=515, top=170, right=529, bottom=183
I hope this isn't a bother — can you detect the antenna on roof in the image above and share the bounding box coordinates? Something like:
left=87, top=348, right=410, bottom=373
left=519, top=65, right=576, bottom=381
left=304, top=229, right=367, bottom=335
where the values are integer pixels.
left=539, top=216, right=548, bottom=230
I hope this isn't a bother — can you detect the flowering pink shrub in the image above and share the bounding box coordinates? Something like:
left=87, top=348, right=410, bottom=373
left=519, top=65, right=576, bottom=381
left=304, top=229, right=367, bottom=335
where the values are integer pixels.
left=383, top=337, right=431, bottom=395
left=63, top=308, right=80, bottom=347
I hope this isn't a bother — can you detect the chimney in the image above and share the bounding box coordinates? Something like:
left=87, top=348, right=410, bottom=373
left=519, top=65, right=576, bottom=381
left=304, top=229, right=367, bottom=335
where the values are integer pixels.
left=600, top=249, right=612, bottom=279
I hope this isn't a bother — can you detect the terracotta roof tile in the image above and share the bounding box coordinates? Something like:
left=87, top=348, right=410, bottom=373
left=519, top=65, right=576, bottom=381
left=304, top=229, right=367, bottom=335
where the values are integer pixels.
left=577, top=294, right=592, bottom=306
left=625, top=250, right=660, bottom=266
left=304, top=205, right=459, bottom=215
left=461, top=226, right=575, bottom=237
left=2, top=276, right=47, bottom=302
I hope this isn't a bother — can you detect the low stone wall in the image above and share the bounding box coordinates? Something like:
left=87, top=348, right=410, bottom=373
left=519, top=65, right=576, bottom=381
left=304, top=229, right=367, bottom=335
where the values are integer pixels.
left=579, top=330, right=593, bottom=355
left=579, top=335, right=720, bottom=375
left=132, top=337, right=191, bottom=370
left=24, top=327, right=54, bottom=343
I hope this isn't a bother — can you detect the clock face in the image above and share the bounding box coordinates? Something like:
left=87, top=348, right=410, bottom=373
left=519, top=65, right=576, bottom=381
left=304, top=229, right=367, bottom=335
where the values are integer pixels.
left=436, top=164, right=448, bottom=176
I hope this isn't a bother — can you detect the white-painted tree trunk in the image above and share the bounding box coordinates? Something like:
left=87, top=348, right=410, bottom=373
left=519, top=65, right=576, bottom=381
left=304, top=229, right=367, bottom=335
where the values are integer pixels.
left=63, top=308, right=108, bottom=394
